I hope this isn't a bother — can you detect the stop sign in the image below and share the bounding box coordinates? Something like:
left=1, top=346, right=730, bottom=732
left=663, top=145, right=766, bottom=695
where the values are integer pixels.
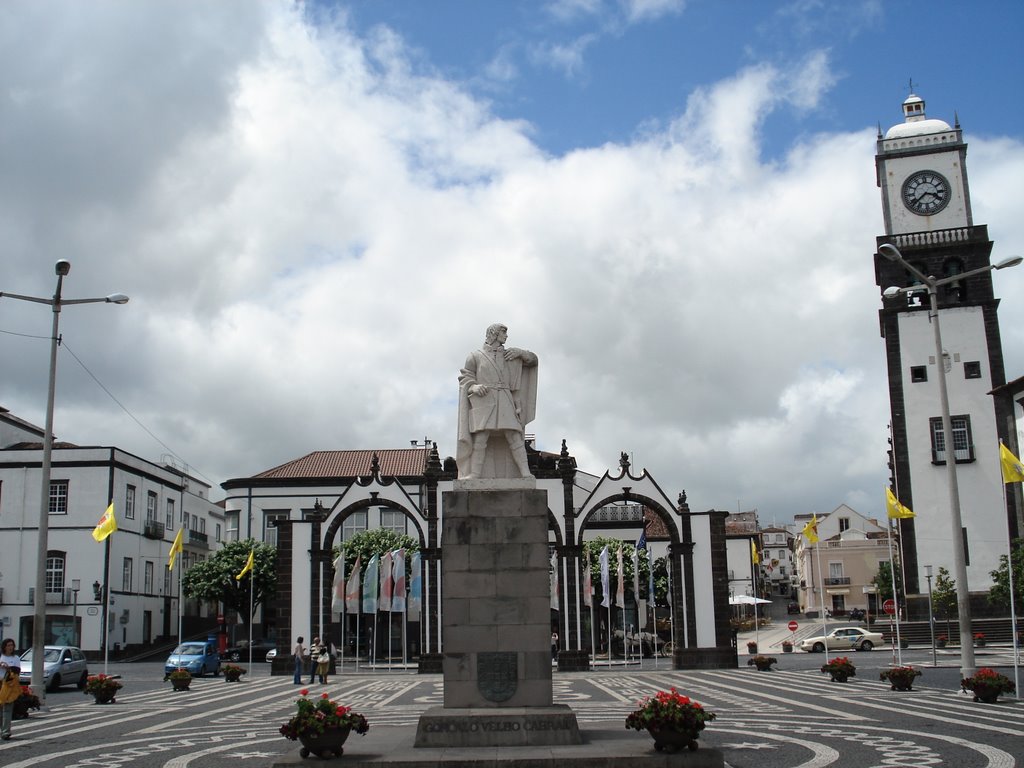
left=787, top=620, right=798, bottom=632
left=882, top=599, right=896, bottom=615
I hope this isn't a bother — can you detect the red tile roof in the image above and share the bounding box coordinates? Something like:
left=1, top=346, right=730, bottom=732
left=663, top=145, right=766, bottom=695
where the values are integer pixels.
left=253, top=449, right=428, bottom=480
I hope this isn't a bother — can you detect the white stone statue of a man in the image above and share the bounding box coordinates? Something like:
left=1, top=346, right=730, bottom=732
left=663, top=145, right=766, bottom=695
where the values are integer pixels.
left=456, top=323, right=538, bottom=480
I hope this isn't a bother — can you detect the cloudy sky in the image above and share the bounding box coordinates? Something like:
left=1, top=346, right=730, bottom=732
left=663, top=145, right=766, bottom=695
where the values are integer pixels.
left=2, top=0, right=1022, bottom=526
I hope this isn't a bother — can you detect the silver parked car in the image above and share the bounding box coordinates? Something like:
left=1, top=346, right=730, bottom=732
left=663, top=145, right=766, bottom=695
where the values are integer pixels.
left=19, top=645, right=90, bottom=691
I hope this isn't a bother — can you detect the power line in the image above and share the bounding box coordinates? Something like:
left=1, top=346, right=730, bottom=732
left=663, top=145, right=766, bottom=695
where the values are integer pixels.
left=53, top=337, right=216, bottom=487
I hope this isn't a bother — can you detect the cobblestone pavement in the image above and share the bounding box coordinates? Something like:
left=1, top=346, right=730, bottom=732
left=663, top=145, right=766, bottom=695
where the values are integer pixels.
left=0, top=653, right=1020, bottom=768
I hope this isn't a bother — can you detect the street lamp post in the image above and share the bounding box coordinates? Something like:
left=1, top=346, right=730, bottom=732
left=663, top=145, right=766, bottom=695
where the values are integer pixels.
left=0, top=260, right=127, bottom=701
left=924, top=565, right=936, bottom=667
left=878, top=243, right=1021, bottom=678
left=71, top=579, right=81, bottom=647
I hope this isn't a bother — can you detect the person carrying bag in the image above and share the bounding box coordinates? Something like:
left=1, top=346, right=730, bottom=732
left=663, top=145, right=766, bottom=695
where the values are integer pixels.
left=0, top=639, right=23, bottom=741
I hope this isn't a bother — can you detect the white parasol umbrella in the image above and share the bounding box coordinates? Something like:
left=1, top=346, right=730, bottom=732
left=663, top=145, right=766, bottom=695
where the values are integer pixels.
left=731, top=594, right=771, bottom=651
left=729, top=595, right=770, bottom=605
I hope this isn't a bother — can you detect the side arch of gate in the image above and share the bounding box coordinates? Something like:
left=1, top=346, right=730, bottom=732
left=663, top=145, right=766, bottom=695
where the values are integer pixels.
left=575, top=490, right=684, bottom=662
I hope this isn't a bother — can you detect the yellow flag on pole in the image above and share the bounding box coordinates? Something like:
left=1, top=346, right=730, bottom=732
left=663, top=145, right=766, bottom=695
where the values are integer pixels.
left=1000, top=443, right=1024, bottom=483
left=801, top=514, right=819, bottom=544
left=236, top=549, right=255, bottom=580
left=167, top=527, right=184, bottom=570
left=751, top=540, right=760, bottom=564
left=91, top=503, right=117, bottom=542
left=885, top=487, right=915, bottom=519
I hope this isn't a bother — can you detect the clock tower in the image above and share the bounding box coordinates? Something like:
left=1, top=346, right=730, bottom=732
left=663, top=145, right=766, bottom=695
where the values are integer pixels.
left=874, top=92, right=1018, bottom=596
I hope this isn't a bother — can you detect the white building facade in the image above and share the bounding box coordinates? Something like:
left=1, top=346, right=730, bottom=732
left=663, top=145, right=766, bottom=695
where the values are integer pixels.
left=0, top=408, right=225, bottom=654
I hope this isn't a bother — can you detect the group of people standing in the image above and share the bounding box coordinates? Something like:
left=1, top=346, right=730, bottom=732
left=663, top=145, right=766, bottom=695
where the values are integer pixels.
left=291, top=635, right=332, bottom=685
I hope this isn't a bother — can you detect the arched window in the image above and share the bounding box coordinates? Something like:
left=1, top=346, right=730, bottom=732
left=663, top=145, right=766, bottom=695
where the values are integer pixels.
left=45, top=550, right=66, bottom=593
left=943, top=258, right=966, bottom=301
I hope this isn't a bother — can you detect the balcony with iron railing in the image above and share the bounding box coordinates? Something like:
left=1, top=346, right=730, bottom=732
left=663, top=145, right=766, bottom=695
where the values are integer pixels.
left=144, top=520, right=165, bottom=540
left=28, top=588, right=72, bottom=604
left=824, top=577, right=851, bottom=586
left=186, top=529, right=209, bottom=549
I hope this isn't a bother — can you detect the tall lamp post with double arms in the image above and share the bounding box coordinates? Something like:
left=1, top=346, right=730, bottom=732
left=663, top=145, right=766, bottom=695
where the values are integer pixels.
left=878, top=242, right=1020, bottom=678
left=0, top=260, right=128, bottom=701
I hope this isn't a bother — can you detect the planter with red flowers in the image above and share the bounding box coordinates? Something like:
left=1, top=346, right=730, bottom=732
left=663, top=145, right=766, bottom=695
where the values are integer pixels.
left=879, top=665, right=921, bottom=691
left=625, top=687, right=717, bottom=752
left=280, top=690, right=370, bottom=759
left=961, top=668, right=1015, bottom=703
left=83, top=674, right=123, bottom=704
left=821, top=656, right=856, bottom=683
left=12, top=686, right=40, bottom=719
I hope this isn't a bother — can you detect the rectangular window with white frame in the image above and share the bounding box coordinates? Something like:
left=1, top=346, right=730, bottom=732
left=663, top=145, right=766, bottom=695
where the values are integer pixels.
left=342, top=510, right=368, bottom=542
left=126, top=485, right=137, bottom=520
left=166, top=498, right=175, bottom=530
left=123, top=557, right=134, bottom=592
left=930, top=415, right=974, bottom=463
left=264, top=511, right=289, bottom=546
left=144, top=561, right=154, bottom=594
left=380, top=509, right=406, bottom=535
left=146, top=491, right=157, bottom=523
left=49, top=480, right=69, bottom=515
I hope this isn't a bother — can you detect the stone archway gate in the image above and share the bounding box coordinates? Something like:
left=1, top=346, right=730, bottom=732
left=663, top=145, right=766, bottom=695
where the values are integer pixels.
left=269, top=444, right=735, bottom=670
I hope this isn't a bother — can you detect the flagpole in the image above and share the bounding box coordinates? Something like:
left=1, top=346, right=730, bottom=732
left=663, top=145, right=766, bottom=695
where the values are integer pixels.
left=885, top=520, right=903, bottom=665
left=247, top=567, right=254, bottom=668
left=667, top=556, right=676, bottom=657
left=1002, top=481, right=1021, bottom=700
left=752, top=542, right=760, bottom=651
left=102, top=536, right=110, bottom=676
left=814, top=538, right=828, bottom=664
left=177, top=553, right=183, bottom=647
left=339, top=555, right=345, bottom=675
left=318, top=560, right=324, bottom=653
left=606, top=604, right=611, bottom=667
left=999, top=441, right=1021, bottom=699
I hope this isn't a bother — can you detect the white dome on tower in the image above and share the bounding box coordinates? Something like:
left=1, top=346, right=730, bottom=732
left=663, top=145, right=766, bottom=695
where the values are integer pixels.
left=884, top=92, right=952, bottom=139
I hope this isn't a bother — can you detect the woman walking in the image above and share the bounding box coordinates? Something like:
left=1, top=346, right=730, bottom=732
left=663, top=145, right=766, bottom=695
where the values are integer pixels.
left=0, top=639, right=22, bottom=741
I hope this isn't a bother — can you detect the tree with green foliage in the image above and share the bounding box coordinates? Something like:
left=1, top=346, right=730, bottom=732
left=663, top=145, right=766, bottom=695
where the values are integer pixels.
left=182, top=538, right=276, bottom=620
left=581, top=537, right=662, bottom=607
left=932, top=566, right=958, bottom=642
left=987, top=540, right=1024, bottom=612
left=872, top=561, right=904, bottom=602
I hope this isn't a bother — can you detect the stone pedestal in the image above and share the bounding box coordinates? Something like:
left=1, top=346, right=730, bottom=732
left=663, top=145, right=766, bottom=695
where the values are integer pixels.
left=414, top=488, right=581, bottom=748
left=441, top=489, right=552, bottom=709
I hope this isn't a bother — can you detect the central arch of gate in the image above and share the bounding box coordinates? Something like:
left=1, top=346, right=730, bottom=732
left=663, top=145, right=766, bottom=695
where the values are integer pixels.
left=551, top=460, right=734, bottom=669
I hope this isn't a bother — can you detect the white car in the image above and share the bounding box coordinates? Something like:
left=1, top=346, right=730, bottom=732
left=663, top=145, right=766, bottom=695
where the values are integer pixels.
left=799, top=626, right=884, bottom=653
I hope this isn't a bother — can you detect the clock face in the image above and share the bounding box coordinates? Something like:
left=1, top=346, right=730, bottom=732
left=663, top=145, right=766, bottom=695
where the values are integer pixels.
left=901, top=171, right=951, bottom=215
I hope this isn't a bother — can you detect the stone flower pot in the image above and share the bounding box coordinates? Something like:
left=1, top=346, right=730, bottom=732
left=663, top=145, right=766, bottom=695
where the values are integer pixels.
left=647, top=727, right=700, bottom=753
left=298, top=726, right=352, bottom=759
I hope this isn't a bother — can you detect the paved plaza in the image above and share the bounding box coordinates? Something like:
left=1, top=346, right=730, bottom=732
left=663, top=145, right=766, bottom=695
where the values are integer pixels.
left=0, top=644, right=1020, bottom=768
